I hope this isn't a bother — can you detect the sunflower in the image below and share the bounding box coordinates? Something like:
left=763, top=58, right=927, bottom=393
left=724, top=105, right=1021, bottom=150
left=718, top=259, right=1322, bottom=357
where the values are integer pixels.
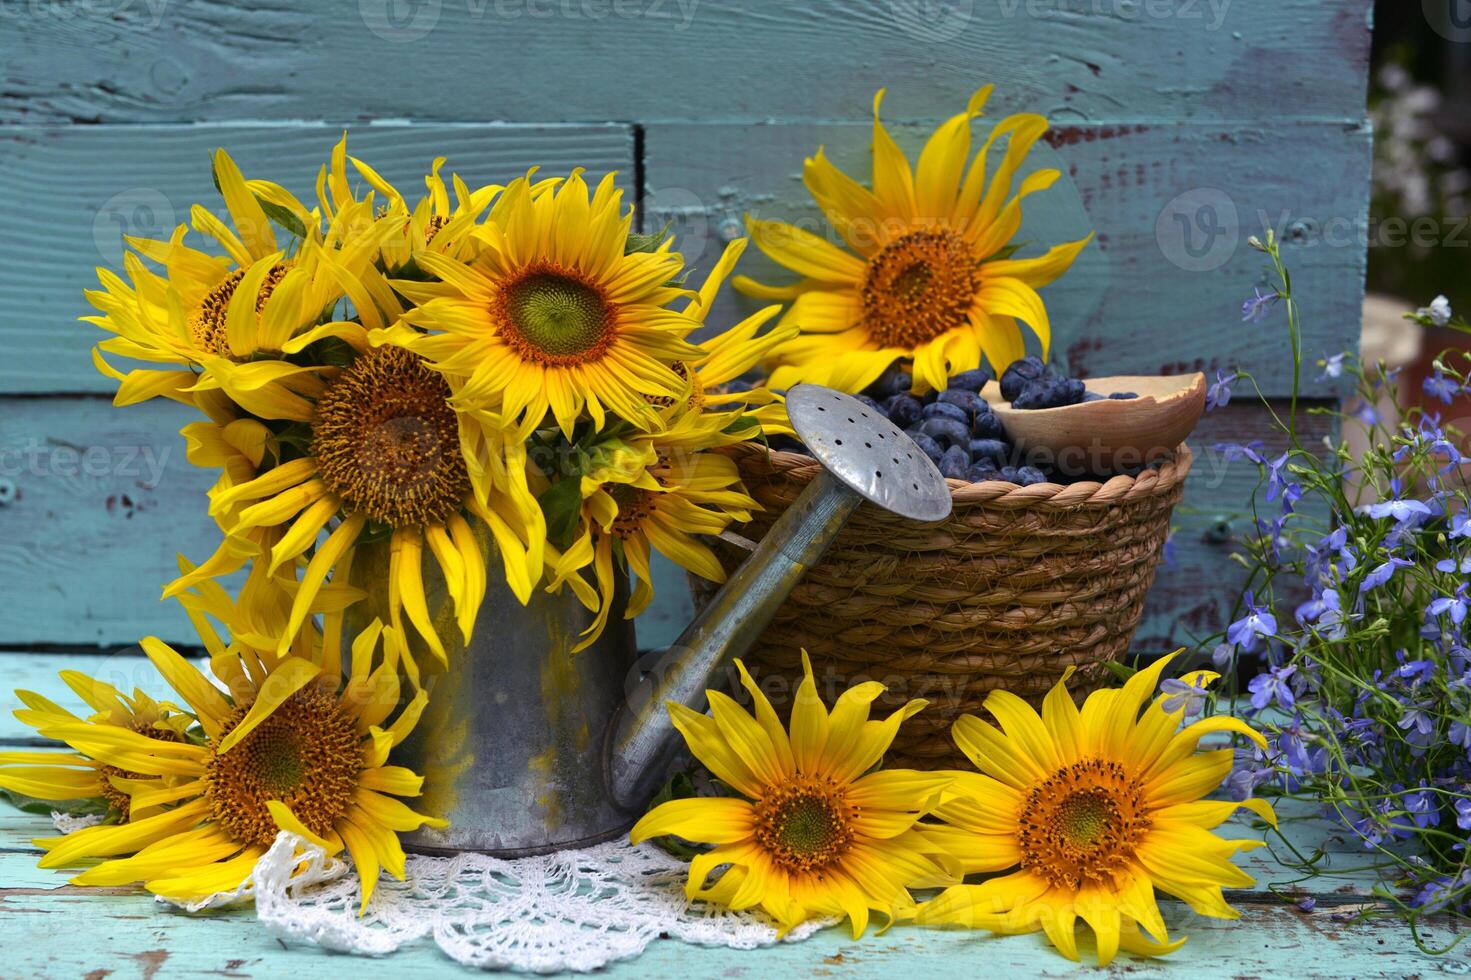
left=545, top=421, right=759, bottom=650
left=385, top=168, right=707, bottom=440
left=319, top=134, right=503, bottom=269
left=630, top=653, right=955, bottom=937
left=0, top=678, right=192, bottom=822
left=85, top=148, right=403, bottom=419
left=734, top=87, right=1094, bottom=394
left=207, top=341, right=536, bottom=669
left=23, top=620, right=441, bottom=910
left=914, top=655, right=1276, bottom=965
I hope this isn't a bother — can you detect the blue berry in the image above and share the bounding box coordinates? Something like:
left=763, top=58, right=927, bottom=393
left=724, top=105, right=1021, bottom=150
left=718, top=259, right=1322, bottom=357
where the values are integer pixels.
left=854, top=394, right=882, bottom=413
left=1058, top=378, right=1086, bottom=405
left=918, top=417, right=971, bottom=447
left=939, top=445, right=970, bottom=479
left=871, top=363, right=913, bottom=397
left=905, top=430, right=944, bottom=462
left=948, top=368, right=992, bottom=392
left=967, top=462, right=999, bottom=482
left=1108, top=391, right=1139, bottom=400
left=971, top=409, right=1006, bottom=439
left=999, top=356, right=1047, bottom=402
left=998, top=466, right=1022, bottom=484
left=922, top=401, right=969, bottom=424
left=1011, top=381, right=1054, bottom=409
left=885, top=394, right=923, bottom=428
left=937, top=389, right=986, bottom=415
left=968, top=438, right=1009, bottom=464
left=1083, top=391, right=1106, bottom=402
left=1016, top=465, right=1048, bottom=486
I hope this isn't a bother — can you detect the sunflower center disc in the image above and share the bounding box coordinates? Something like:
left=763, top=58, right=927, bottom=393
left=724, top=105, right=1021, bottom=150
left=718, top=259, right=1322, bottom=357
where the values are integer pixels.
left=188, top=265, right=289, bottom=358
left=205, top=688, right=362, bottom=846
left=861, top=230, right=978, bottom=348
left=312, top=345, right=470, bottom=529
left=499, top=269, right=615, bottom=364
left=1018, top=759, right=1151, bottom=889
left=754, top=779, right=856, bottom=875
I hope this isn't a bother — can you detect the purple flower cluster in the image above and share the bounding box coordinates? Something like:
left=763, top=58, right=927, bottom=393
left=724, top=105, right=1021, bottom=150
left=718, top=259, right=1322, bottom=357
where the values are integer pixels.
left=1219, top=360, right=1471, bottom=917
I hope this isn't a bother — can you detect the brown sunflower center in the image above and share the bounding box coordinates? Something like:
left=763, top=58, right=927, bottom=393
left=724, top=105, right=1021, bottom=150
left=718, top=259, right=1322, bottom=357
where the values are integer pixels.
left=644, top=361, right=703, bottom=412
left=494, top=266, right=616, bottom=365
left=98, top=720, right=182, bottom=821
left=607, top=482, right=657, bottom=540
left=860, top=230, right=978, bottom=348
left=1018, top=759, right=1151, bottom=890
left=753, top=776, right=856, bottom=875
left=312, top=345, right=471, bottom=528
left=188, top=265, right=289, bottom=358
left=423, top=214, right=449, bottom=244
left=204, top=687, right=361, bottom=847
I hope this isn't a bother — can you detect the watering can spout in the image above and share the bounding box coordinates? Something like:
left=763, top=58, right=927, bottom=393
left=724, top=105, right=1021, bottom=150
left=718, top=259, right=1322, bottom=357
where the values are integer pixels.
left=605, top=385, right=952, bottom=813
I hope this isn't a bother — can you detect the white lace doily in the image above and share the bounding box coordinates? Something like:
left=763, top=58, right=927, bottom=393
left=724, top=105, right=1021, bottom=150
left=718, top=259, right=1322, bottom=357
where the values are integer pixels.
left=162, top=831, right=829, bottom=973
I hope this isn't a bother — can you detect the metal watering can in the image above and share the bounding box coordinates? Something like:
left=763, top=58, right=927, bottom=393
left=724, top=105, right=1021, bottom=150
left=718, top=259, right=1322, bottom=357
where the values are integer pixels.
left=388, top=385, right=952, bottom=855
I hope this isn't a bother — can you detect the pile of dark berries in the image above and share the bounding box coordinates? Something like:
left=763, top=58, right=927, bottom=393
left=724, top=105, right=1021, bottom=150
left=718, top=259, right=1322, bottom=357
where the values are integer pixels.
left=853, top=363, right=1049, bottom=486
left=769, top=359, right=1137, bottom=486
left=1000, top=355, right=1137, bottom=408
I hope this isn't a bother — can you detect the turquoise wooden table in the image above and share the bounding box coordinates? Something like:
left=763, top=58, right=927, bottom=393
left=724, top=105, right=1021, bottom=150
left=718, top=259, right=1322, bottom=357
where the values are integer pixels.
left=0, top=2, right=1387, bottom=976
left=3, top=651, right=1464, bottom=978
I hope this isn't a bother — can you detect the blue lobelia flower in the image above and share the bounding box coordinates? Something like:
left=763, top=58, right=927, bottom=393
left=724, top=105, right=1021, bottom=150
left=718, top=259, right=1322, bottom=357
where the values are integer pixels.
left=1160, top=675, right=1212, bottom=718
left=1452, top=512, right=1471, bottom=540
left=1228, top=591, right=1278, bottom=652
left=1457, top=799, right=1471, bottom=832
left=1205, top=368, right=1237, bottom=411
left=1423, top=371, right=1461, bottom=405
left=1426, top=581, right=1470, bottom=627
left=1359, top=479, right=1433, bottom=525
left=1360, top=556, right=1413, bottom=593
left=1318, top=352, right=1347, bottom=381
left=1249, top=663, right=1296, bottom=711
left=1241, top=286, right=1280, bottom=323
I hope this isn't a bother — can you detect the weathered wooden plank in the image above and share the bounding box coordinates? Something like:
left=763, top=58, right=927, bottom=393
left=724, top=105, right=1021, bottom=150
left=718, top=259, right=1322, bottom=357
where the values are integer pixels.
left=644, top=120, right=1369, bottom=399
left=0, top=123, right=633, bottom=393
left=0, top=812, right=1449, bottom=978
left=0, top=398, right=224, bottom=646
left=0, top=396, right=1320, bottom=651
left=0, top=0, right=1372, bottom=125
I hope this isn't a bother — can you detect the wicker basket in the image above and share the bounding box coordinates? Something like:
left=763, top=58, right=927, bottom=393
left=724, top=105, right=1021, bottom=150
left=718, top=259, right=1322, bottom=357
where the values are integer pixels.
left=691, top=442, right=1193, bottom=769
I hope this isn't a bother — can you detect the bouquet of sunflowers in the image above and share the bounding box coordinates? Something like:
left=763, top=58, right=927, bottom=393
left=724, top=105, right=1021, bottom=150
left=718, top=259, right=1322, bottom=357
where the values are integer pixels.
left=0, top=89, right=1275, bottom=968
left=1, top=136, right=789, bottom=906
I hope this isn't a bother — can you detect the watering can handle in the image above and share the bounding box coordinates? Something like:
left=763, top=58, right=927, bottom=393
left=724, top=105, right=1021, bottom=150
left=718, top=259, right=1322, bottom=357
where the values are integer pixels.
left=604, top=469, right=861, bottom=813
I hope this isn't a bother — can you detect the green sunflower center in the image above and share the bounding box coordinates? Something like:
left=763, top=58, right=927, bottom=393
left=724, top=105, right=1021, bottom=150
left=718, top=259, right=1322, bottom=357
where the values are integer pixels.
left=497, top=268, right=615, bottom=365
left=753, top=777, right=856, bottom=875
left=1018, top=759, right=1151, bottom=890
left=205, top=688, right=362, bottom=847
left=860, top=230, right=978, bottom=349
left=312, top=345, right=471, bottom=529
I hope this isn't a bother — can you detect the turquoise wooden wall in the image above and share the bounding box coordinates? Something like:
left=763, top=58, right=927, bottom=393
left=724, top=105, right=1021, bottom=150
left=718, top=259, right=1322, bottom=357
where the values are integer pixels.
left=0, top=1, right=1372, bottom=653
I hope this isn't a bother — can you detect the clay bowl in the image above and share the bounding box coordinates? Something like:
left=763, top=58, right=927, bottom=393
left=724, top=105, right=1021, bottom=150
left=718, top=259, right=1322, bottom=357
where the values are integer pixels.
left=983, top=373, right=1207, bottom=475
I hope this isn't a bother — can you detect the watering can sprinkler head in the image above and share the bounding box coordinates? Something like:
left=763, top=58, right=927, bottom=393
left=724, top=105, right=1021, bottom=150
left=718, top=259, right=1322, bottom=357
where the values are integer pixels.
left=605, top=384, right=952, bottom=811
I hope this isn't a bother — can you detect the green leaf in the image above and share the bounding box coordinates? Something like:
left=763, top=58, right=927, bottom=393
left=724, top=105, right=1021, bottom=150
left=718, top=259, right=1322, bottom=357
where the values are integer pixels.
left=624, top=220, right=673, bottom=255
left=258, top=198, right=308, bottom=242
left=722, top=415, right=760, bottom=436
left=1101, top=659, right=1137, bottom=683
left=538, top=476, right=584, bottom=552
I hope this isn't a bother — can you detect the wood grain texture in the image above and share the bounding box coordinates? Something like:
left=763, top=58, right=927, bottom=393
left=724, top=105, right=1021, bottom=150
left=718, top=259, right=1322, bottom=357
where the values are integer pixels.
left=0, top=123, right=633, bottom=393
left=643, top=119, right=1370, bottom=398
left=0, top=397, right=1322, bottom=651
left=0, top=0, right=1372, bottom=125
left=0, top=398, right=226, bottom=646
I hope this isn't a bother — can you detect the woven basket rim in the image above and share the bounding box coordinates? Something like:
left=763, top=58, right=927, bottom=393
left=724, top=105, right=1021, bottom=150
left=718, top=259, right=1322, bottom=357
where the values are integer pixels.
left=724, top=441, right=1194, bottom=509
